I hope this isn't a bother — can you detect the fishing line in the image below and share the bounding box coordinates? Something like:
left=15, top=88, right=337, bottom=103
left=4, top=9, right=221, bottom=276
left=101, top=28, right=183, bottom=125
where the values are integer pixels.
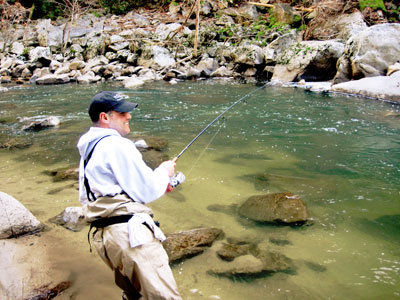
left=185, top=117, right=226, bottom=178
left=175, top=83, right=267, bottom=159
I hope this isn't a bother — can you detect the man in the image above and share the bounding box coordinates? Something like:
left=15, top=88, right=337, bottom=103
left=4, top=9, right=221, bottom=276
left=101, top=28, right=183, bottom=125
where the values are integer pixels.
left=77, top=91, right=181, bottom=300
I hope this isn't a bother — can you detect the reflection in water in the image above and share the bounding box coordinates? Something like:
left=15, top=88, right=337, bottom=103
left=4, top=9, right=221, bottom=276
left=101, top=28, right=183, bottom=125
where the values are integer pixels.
left=0, top=81, right=399, bottom=299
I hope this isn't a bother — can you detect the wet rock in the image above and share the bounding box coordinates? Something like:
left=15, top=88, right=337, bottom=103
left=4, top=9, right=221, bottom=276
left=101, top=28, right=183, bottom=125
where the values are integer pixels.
left=29, top=280, right=71, bottom=300
left=0, top=191, right=42, bottom=238
left=77, top=71, right=101, bottom=84
left=163, top=227, right=223, bottom=263
left=47, top=166, right=79, bottom=182
left=49, top=206, right=87, bottom=232
left=22, top=116, right=61, bottom=131
left=238, top=192, right=308, bottom=224
left=269, top=238, right=292, bottom=246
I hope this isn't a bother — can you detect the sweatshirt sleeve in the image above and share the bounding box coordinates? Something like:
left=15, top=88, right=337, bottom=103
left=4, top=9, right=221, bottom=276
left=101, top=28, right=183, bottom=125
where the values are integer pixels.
left=104, top=137, right=170, bottom=204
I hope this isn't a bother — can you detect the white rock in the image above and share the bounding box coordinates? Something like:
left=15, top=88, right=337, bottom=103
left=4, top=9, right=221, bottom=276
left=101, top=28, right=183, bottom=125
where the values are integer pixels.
left=10, top=42, right=24, bottom=55
left=124, top=77, right=145, bottom=89
left=0, top=192, right=41, bottom=239
left=134, top=139, right=148, bottom=149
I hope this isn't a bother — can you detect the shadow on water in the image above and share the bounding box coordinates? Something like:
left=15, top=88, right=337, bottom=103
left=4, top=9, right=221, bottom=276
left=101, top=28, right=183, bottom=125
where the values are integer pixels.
left=356, top=214, right=400, bottom=244
left=214, top=152, right=273, bottom=165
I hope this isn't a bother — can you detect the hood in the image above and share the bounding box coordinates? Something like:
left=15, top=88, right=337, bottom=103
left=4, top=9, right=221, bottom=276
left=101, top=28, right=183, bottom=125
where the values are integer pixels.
left=77, top=127, right=120, bottom=159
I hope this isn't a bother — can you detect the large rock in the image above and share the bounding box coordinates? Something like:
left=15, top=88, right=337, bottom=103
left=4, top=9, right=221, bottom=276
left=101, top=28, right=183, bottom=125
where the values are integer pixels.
left=334, top=23, right=400, bottom=83
left=233, top=43, right=265, bottom=66
left=163, top=227, right=223, bottom=263
left=0, top=233, right=71, bottom=299
left=238, top=192, right=308, bottom=224
left=22, top=116, right=61, bottom=131
left=0, top=192, right=42, bottom=239
left=307, top=11, right=367, bottom=41
left=29, top=46, right=52, bottom=64
left=272, top=40, right=345, bottom=82
left=332, top=71, right=400, bottom=103
left=152, top=46, right=176, bottom=70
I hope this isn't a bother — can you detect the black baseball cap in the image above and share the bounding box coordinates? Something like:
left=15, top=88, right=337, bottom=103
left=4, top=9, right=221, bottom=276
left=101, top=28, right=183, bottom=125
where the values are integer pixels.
left=89, top=91, right=138, bottom=122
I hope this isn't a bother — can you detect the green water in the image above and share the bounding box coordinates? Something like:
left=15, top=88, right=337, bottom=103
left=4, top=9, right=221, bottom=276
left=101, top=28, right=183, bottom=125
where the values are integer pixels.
left=1, top=80, right=399, bottom=299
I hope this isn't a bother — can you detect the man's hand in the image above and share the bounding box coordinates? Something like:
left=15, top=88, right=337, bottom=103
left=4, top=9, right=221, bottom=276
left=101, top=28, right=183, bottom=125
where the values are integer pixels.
left=159, top=157, right=177, bottom=177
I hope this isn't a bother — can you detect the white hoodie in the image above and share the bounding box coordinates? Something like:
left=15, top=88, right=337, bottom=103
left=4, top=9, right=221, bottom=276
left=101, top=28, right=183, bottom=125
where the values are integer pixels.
left=77, top=127, right=170, bottom=205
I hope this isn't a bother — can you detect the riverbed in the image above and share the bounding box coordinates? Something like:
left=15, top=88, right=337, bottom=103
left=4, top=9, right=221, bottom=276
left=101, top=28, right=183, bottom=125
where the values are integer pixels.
left=0, top=80, right=399, bottom=299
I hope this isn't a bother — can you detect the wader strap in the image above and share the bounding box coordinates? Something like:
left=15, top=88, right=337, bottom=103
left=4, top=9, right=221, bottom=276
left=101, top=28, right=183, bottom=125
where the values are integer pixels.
left=88, top=215, right=133, bottom=252
left=83, top=135, right=112, bottom=202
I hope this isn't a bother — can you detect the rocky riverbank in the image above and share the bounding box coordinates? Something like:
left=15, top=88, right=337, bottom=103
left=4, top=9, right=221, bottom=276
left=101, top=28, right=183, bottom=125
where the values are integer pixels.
left=0, top=2, right=399, bottom=102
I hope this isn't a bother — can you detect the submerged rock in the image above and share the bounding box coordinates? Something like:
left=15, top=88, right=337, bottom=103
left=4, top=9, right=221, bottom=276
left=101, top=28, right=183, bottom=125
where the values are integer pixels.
left=208, top=251, right=292, bottom=279
left=0, top=191, right=42, bottom=238
left=141, top=149, right=170, bottom=170
left=47, top=166, right=79, bottom=182
left=238, top=192, right=308, bottom=224
left=0, top=133, right=32, bottom=150
left=216, top=242, right=254, bottom=262
left=163, top=227, right=223, bottom=263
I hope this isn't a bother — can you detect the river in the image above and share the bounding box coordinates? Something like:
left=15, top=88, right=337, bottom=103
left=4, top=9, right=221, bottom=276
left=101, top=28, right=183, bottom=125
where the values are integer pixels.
left=0, top=80, right=399, bottom=299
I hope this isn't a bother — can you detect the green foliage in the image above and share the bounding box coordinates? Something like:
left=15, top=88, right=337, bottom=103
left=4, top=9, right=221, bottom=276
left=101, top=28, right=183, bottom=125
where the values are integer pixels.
left=98, top=0, right=174, bottom=14
left=359, top=0, right=387, bottom=11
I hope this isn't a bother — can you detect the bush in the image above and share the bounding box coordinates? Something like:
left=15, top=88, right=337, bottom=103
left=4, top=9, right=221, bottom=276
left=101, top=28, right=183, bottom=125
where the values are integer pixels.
left=359, top=0, right=387, bottom=11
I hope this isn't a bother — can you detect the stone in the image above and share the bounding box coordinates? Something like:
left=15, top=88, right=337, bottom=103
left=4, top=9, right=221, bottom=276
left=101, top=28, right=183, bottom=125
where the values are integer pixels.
left=272, top=40, right=345, bottom=82
left=238, top=192, right=308, bottom=224
left=77, top=71, right=101, bottom=84
left=163, top=228, right=223, bottom=263
left=211, top=66, right=234, bottom=77
left=22, top=116, right=61, bottom=131
left=332, top=72, right=400, bottom=103
left=69, top=60, right=86, bottom=70
left=109, top=42, right=129, bottom=52
left=216, top=242, right=252, bottom=261
left=208, top=251, right=292, bottom=279
left=29, top=47, right=51, bottom=64
left=387, top=63, right=400, bottom=76
left=0, top=133, right=32, bottom=149
left=10, top=42, right=24, bottom=55
left=124, top=76, right=145, bottom=89
left=47, top=166, right=79, bottom=182
left=273, top=3, right=296, bottom=24
left=35, top=74, right=70, bottom=85
left=49, top=207, right=86, bottom=232
left=196, top=57, right=219, bottom=76
left=334, top=23, right=400, bottom=83
left=152, top=46, right=176, bottom=69
left=140, top=149, right=169, bottom=170
left=0, top=192, right=42, bottom=238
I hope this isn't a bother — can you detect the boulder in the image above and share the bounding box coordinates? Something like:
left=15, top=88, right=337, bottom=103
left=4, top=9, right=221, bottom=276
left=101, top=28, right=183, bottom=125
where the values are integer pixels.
left=22, top=116, right=61, bottom=131
left=272, top=40, right=345, bottom=82
left=49, top=206, right=86, bottom=232
left=273, top=3, right=296, bottom=25
left=141, top=149, right=169, bottom=170
left=332, top=71, right=400, bottom=103
left=238, top=192, right=308, bottom=224
left=0, top=192, right=42, bottom=239
left=163, top=227, right=223, bottom=263
left=211, top=66, right=234, bottom=77
left=334, top=23, right=400, bottom=83
left=0, top=134, right=32, bottom=149
left=77, top=71, right=101, bottom=84
left=0, top=234, right=71, bottom=299
left=29, top=46, right=52, bottom=64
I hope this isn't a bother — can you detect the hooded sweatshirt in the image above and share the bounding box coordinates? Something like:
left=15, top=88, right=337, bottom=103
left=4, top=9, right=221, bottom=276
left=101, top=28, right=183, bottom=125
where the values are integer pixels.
left=77, top=127, right=170, bottom=205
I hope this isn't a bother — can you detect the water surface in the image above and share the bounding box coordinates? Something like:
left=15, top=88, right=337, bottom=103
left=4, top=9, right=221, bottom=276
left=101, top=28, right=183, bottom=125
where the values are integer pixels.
left=1, top=80, right=399, bottom=299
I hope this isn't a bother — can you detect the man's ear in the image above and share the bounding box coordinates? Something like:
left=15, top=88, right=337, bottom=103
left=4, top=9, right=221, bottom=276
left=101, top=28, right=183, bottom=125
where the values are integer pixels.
left=99, top=112, right=109, bottom=123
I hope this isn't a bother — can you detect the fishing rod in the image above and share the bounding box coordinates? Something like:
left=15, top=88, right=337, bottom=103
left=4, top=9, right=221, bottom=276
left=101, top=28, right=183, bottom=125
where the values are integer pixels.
left=176, top=83, right=268, bottom=159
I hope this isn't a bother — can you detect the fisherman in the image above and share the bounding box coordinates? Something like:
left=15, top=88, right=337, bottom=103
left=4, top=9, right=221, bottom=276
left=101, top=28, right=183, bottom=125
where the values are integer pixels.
left=77, top=91, right=181, bottom=300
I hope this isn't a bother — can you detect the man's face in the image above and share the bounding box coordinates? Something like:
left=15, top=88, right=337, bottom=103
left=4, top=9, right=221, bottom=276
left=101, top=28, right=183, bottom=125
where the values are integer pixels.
left=107, top=111, right=132, bottom=136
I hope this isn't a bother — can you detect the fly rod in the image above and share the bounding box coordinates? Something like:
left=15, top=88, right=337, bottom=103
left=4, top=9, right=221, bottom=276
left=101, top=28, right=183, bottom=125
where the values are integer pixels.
left=176, top=83, right=267, bottom=159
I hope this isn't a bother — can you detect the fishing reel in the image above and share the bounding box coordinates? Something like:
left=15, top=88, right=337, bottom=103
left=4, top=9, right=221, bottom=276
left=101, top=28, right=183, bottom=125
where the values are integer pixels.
left=166, top=172, right=185, bottom=193
left=170, top=172, right=185, bottom=188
